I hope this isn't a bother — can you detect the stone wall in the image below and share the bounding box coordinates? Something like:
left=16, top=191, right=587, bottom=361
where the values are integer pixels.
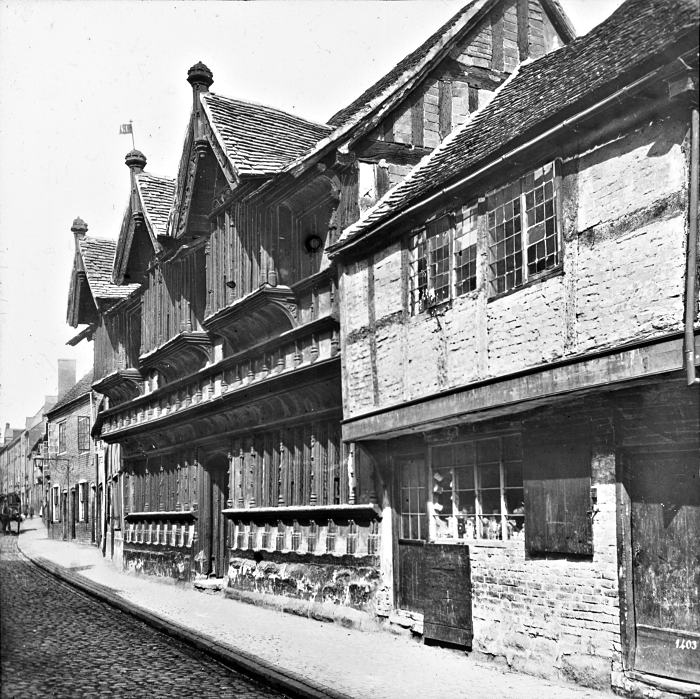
left=123, top=543, right=194, bottom=582
left=340, top=116, right=690, bottom=420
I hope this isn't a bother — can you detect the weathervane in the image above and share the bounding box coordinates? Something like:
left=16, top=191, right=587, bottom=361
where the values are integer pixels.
left=119, top=120, right=136, bottom=149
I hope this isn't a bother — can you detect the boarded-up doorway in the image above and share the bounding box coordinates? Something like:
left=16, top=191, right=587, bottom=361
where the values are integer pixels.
left=627, top=450, right=700, bottom=683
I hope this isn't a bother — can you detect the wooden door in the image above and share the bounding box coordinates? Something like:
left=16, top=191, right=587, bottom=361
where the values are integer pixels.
left=210, top=456, right=229, bottom=578
left=200, top=454, right=229, bottom=577
left=396, top=452, right=427, bottom=613
left=628, top=450, right=700, bottom=683
left=423, top=543, right=472, bottom=648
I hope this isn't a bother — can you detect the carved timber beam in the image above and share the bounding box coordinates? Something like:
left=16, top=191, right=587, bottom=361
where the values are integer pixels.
left=139, top=331, right=212, bottom=384
left=92, top=368, right=144, bottom=406
left=203, top=284, right=298, bottom=353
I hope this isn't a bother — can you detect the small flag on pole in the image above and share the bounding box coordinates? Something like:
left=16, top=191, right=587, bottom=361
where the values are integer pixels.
left=119, top=121, right=136, bottom=148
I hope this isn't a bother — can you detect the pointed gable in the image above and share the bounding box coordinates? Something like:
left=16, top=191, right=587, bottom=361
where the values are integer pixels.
left=328, top=0, right=575, bottom=129
left=113, top=150, right=175, bottom=285
left=202, top=93, right=332, bottom=176
left=67, top=226, right=140, bottom=327
left=332, top=0, right=699, bottom=253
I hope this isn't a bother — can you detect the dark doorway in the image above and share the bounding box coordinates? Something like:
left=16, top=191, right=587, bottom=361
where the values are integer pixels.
left=70, top=488, right=76, bottom=539
left=395, top=450, right=427, bottom=613
left=200, top=453, right=230, bottom=577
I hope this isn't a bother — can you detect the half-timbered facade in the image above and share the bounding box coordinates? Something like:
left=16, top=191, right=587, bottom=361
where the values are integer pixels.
left=331, top=0, right=699, bottom=692
left=72, top=0, right=574, bottom=619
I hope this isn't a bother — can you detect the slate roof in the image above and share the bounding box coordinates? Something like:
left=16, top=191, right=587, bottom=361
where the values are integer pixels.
left=201, top=92, right=333, bottom=176
left=79, top=237, right=140, bottom=301
left=333, top=0, right=699, bottom=250
left=47, top=370, right=95, bottom=416
left=136, top=172, right=175, bottom=238
left=327, top=0, right=575, bottom=128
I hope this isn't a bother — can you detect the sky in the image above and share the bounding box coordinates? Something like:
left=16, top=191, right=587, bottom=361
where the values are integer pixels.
left=0, top=0, right=624, bottom=433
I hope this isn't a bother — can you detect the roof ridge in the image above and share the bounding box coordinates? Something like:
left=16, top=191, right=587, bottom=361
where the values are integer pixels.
left=204, top=90, right=332, bottom=131
left=327, top=0, right=484, bottom=127
left=137, top=170, right=176, bottom=184
left=331, top=0, right=699, bottom=252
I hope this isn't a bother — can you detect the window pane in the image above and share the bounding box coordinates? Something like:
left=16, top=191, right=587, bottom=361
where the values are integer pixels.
left=524, top=164, right=558, bottom=276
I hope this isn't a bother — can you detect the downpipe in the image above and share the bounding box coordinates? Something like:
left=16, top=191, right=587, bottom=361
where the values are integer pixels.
left=685, top=105, right=699, bottom=386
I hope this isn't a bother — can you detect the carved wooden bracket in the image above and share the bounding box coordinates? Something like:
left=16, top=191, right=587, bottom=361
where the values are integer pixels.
left=203, top=284, right=298, bottom=353
left=139, top=331, right=212, bottom=384
left=93, top=368, right=144, bottom=406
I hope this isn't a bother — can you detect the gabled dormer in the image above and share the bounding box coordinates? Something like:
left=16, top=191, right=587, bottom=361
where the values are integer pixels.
left=168, top=62, right=332, bottom=244
left=66, top=217, right=140, bottom=328
left=112, top=150, right=175, bottom=286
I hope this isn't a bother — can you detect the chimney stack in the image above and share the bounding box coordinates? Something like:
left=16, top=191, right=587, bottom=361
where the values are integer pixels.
left=57, top=358, right=76, bottom=399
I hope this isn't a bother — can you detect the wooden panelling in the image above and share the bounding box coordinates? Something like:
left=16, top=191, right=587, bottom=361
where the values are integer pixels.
left=523, top=424, right=593, bottom=556
left=141, top=249, right=206, bottom=354
left=422, top=543, right=472, bottom=648
left=439, top=80, right=453, bottom=141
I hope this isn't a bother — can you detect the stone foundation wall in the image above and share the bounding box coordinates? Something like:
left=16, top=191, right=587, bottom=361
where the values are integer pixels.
left=226, top=551, right=384, bottom=619
left=123, top=544, right=193, bottom=582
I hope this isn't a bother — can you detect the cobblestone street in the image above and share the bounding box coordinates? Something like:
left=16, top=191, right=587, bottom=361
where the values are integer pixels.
left=0, top=531, right=286, bottom=699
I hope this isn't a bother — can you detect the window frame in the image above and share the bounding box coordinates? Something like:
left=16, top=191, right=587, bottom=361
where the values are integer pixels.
left=51, top=485, right=60, bottom=523
left=428, top=434, right=524, bottom=544
left=77, top=480, right=88, bottom=522
left=408, top=205, right=479, bottom=315
left=486, top=160, right=562, bottom=298
left=77, top=416, right=90, bottom=452
left=57, top=420, right=67, bottom=455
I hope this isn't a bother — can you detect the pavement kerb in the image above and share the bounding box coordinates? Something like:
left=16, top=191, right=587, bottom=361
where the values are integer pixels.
left=18, top=543, right=353, bottom=699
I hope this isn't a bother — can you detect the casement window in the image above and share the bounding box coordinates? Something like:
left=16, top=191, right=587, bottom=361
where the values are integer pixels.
left=77, top=416, right=90, bottom=452
left=487, top=161, right=560, bottom=296
left=431, top=435, right=524, bottom=542
left=398, top=455, right=428, bottom=540
left=51, top=485, right=60, bottom=522
left=78, top=481, right=89, bottom=522
left=58, top=421, right=67, bottom=454
left=408, top=205, right=478, bottom=314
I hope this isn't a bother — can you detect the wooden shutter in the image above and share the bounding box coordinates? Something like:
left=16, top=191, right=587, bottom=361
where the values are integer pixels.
left=523, top=426, right=592, bottom=555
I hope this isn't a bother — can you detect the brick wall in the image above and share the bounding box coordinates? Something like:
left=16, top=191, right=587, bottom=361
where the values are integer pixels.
left=47, top=396, right=96, bottom=543
left=469, top=426, right=619, bottom=688
left=340, top=116, right=691, bottom=420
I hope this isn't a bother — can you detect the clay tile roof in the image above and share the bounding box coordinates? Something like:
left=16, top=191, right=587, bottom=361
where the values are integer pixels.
left=48, top=370, right=95, bottom=415
left=79, top=237, right=140, bottom=301
left=326, top=0, right=574, bottom=129
left=334, top=0, right=699, bottom=250
left=136, top=172, right=175, bottom=238
left=201, top=92, right=332, bottom=175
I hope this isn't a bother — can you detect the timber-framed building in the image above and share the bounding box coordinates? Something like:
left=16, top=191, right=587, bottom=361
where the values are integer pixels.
left=68, top=0, right=573, bottom=604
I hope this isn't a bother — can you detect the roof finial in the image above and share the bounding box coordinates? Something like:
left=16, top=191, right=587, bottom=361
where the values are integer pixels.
left=125, top=149, right=147, bottom=173
left=71, top=217, right=88, bottom=239
left=187, top=62, right=213, bottom=91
